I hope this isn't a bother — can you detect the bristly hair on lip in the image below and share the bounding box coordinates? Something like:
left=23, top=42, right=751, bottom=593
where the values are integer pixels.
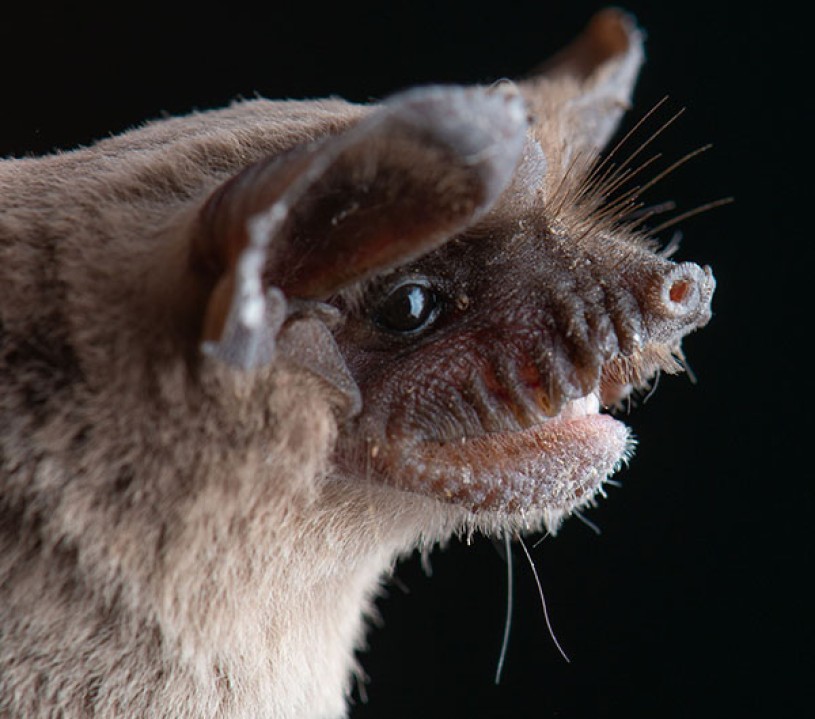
left=458, top=340, right=686, bottom=436
left=599, top=341, right=687, bottom=409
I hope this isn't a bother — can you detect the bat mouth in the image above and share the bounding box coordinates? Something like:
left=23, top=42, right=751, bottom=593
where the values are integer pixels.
left=342, top=340, right=684, bottom=520
left=379, top=389, right=632, bottom=516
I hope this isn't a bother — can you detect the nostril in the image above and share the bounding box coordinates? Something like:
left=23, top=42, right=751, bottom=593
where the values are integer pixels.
left=658, top=262, right=709, bottom=319
left=669, top=278, right=691, bottom=304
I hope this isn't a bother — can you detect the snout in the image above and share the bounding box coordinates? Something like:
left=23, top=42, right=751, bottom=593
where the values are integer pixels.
left=643, top=261, right=716, bottom=345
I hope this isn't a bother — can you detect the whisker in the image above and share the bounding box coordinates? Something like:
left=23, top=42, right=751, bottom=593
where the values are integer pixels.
left=642, top=369, right=661, bottom=404
left=649, top=196, right=734, bottom=235
left=555, top=100, right=681, bottom=227
left=624, top=200, right=678, bottom=231
left=573, top=510, right=602, bottom=535
left=583, top=144, right=715, bottom=241
left=572, top=153, right=669, bottom=237
left=578, top=105, right=685, bottom=208
left=584, top=154, right=669, bottom=224
left=632, top=144, right=713, bottom=200
left=577, top=194, right=642, bottom=234
left=595, top=153, right=663, bottom=203
left=578, top=96, right=672, bottom=199
left=532, top=531, right=551, bottom=549
left=567, top=104, right=706, bottom=243
left=659, top=230, right=684, bottom=258
left=550, top=150, right=596, bottom=218
left=597, top=108, right=685, bottom=190
left=494, top=533, right=514, bottom=685
left=677, top=349, right=698, bottom=384
left=555, top=101, right=696, bottom=246
left=518, top=536, right=571, bottom=663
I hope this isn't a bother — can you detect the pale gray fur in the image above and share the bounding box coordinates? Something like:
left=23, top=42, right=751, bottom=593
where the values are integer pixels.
left=1, top=10, right=685, bottom=718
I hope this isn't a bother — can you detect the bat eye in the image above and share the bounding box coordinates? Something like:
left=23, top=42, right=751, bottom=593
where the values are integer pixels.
left=373, top=280, right=441, bottom=335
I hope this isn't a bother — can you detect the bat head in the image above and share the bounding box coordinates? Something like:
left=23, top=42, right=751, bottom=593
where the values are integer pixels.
left=195, top=10, right=715, bottom=531
left=0, top=13, right=718, bottom=716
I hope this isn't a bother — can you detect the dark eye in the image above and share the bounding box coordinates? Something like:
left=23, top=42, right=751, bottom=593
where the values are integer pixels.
left=373, top=281, right=441, bottom=334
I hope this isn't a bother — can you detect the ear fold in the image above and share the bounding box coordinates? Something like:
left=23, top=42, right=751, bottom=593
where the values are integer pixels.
left=191, top=84, right=528, bottom=371
left=519, top=8, right=645, bottom=156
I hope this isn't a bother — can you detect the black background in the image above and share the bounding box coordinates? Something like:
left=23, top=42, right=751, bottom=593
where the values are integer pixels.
left=2, top=1, right=807, bottom=717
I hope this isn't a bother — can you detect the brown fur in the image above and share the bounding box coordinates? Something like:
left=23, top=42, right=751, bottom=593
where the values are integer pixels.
left=1, top=10, right=713, bottom=718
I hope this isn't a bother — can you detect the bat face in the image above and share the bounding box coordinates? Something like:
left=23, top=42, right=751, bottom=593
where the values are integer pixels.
left=0, top=8, right=719, bottom=717
left=189, top=9, right=715, bottom=531
left=331, top=164, right=714, bottom=521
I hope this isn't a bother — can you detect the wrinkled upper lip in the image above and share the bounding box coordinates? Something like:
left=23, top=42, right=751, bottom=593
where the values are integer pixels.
left=338, top=338, right=682, bottom=513
left=411, top=343, right=674, bottom=447
left=416, top=383, right=612, bottom=455
left=353, top=383, right=633, bottom=514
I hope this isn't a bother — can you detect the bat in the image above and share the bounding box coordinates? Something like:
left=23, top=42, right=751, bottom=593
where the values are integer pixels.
left=0, top=9, right=715, bottom=718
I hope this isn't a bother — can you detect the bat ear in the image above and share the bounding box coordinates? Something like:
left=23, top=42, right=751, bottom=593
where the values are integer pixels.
left=520, top=8, right=645, bottom=155
left=189, top=83, right=528, bottom=371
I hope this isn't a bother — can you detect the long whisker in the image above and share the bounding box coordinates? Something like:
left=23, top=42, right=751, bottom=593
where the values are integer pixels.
left=566, top=103, right=698, bottom=244
left=582, top=144, right=714, bottom=239
left=631, top=144, right=713, bottom=199
left=556, top=99, right=678, bottom=226
left=642, top=369, right=661, bottom=404
left=573, top=155, right=657, bottom=229
left=625, top=200, right=678, bottom=231
left=589, top=108, right=685, bottom=198
left=576, top=152, right=665, bottom=230
left=550, top=150, right=597, bottom=219
left=577, top=96, right=673, bottom=200
left=518, top=536, right=570, bottom=663
left=494, top=533, right=514, bottom=685
left=573, top=510, right=602, bottom=535
left=577, top=104, right=685, bottom=209
left=532, top=530, right=551, bottom=549
left=659, top=230, right=684, bottom=258
left=649, top=197, right=734, bottom=235
left=594, top=153, right=662, bottom=201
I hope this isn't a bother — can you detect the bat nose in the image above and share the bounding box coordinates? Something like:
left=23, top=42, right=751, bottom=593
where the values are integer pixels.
left=661, top=262, right=714, bottom=315
left=644, top=261, right=715, bottom=344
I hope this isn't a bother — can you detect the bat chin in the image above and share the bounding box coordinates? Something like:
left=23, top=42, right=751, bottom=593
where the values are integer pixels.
left=347, top=389, right=634, bottom=522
